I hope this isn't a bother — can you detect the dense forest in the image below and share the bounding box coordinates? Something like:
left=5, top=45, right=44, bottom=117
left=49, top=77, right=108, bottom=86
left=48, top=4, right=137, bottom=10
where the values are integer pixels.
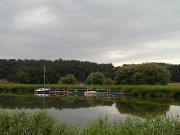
left=0, top=59, right=180, bottom=84
left=0, top=59, right=117, bottom=84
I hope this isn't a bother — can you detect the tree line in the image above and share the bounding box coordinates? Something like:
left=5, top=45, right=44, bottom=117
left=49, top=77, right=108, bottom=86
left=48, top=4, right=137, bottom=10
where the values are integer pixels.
left=0, top=59, right=116, bottom=84
left=0, top=59, right=179, bottom=85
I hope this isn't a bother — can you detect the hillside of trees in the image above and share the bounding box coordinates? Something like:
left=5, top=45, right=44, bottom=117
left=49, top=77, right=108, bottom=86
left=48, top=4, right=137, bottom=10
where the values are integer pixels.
left=0, top=59, right=117, bottom=84
left=0, top=59, right=179, bottom=84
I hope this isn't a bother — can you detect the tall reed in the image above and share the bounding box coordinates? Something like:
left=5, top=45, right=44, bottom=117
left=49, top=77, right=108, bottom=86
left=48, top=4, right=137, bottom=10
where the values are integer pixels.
left=0, top=110, right=180, bottom=135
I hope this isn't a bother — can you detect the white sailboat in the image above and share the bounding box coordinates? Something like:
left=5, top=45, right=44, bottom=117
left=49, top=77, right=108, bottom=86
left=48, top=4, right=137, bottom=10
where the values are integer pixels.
left=34, top=65, right=50, bottom=94
left=84, top=71, right=96, bottom=96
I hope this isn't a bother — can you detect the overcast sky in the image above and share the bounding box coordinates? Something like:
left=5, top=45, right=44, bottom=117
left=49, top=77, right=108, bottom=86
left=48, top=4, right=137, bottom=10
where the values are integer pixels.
left=0, top=0, right=180, bottom=66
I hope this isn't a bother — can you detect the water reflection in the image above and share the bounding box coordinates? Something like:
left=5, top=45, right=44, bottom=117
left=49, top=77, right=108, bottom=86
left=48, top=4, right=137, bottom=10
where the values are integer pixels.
left=0, top=94, right=180, bottom=127
left=115, top=100, right=169, bottom=117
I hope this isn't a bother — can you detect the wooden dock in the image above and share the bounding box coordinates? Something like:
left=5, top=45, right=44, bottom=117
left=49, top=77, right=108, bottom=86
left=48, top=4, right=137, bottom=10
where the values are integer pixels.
left=49, top=88, right=112, bottom=93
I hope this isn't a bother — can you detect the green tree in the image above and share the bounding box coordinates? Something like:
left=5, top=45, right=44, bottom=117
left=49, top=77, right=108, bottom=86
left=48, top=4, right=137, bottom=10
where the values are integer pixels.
left=114, top=63, right=170, bottom=85
left=47, top=69, right=60, bottom=84
left=14, top=67, right=41, bottom=84
left=15, top=67, right=30, bottom=84
left=86, top=72, right=106, bottom=85
left=114, top=64, right=136, bottom=85
left=104, top=72, right=115, bottom=80
left=61, top=74, right=78, bottom=84
left=103, top=78, right=113, bottom=85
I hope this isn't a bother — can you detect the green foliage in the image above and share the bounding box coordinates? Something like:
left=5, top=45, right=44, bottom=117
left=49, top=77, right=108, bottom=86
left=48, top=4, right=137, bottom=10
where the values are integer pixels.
left=0, top=110, right=55, bottom=135
left=14, top=67, right=59, bottom=84
left=86, top=72, right=106, bottom=85
left=0, top=59, right=116, bottom=83
left=47, top=69, right=60, bottom=84
left=14, top=67, right=41, bottom=84
left=0, top=110, right=180, bottom=135
left=103, top=78, right=113, bottom=85
left=167, top=64, right=180, bottom=82
left=1, top=59, right=180, bottom=84
left=60, top=74, right=78, bottom=84
left=115, top=63, right=170, bottom=85
left=104, top=72, right=115, bottom=80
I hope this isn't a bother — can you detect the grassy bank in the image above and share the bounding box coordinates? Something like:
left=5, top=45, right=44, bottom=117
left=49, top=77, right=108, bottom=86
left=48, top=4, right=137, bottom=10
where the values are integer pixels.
left=0, top=110, right=179, bottom=135
left=0, top=84, right=180, bottom=98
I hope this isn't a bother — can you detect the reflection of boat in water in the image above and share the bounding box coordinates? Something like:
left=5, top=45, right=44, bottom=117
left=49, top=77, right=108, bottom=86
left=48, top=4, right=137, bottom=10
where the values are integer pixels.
left=34, top=65, right=50, bottom=94
left=112, top=92, right=124, bottom=97
left=84, top=93, right=95, bottom=97
left=34, top=93, right=49, bottom=109
left=34, top=94, right=50, bottom=97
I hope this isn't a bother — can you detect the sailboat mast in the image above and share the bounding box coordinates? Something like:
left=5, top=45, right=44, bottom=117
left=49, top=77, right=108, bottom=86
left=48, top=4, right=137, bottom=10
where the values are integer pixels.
left=91, top=71, right=92, bottom=89
left=44, top=65, right=46, bottom=86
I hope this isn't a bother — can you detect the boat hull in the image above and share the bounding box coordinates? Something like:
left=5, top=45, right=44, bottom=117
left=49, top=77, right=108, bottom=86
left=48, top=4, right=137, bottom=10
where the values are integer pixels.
left=112, top=93, right=124, bottom=97
left=34, top=88, right=50, bottom=94
left=123, top=93, right=132, bottom=96
left=94, top=92, right=108, bottom=97
left=84, top=91, right=96, bottom=94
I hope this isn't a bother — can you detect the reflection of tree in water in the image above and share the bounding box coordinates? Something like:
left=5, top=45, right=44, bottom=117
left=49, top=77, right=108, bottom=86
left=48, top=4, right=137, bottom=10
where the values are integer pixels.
left=115, top=100, right=170, bottom=118
left=0, top=95, right=113, bottom=110
left=89, top=98, right=114, bottom=107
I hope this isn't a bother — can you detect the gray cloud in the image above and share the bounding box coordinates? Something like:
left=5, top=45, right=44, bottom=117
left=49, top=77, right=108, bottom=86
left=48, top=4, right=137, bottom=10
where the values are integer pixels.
left=0, top=0, right=180, bottom=66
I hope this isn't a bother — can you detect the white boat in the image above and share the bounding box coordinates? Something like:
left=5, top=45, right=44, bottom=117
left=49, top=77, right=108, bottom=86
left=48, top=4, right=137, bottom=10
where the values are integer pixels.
left=34, top=87, right=50, bottom=94
left=34, top=65, right=50, bottom=94
left=84, top=89, right=96, bottom=94
left=84, top=72, right=96, bottom=96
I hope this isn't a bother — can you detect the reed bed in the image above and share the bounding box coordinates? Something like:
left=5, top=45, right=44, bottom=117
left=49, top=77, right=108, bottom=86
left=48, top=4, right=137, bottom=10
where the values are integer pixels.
left=0, top=110, right=180, bottom=135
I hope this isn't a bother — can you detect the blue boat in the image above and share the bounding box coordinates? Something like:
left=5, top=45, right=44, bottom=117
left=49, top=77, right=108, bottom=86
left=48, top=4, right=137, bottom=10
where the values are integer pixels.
left=112, top=92, right=124, bottom=97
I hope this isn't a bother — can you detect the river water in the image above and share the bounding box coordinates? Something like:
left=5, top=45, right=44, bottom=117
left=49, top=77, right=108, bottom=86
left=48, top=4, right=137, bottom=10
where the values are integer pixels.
left=0, top=94, right=180, bottom=127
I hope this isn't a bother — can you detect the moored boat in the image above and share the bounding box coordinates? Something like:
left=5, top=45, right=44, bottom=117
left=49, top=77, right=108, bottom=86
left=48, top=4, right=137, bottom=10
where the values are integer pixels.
left=123, top=93, right=132, bottom=96
left=34, top=87, right=50, bottom=94
left=94, top=92, right=108, bottom=97
left=112, top=92, right=124, bottom=97
left=34, top=65, right=50, bottom=94
left=84, top=90, right=96, bottom=95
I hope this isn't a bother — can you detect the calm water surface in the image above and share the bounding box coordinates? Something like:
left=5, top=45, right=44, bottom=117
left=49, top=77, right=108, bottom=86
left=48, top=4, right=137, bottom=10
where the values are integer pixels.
left=0, top=94, right=180, bottom=127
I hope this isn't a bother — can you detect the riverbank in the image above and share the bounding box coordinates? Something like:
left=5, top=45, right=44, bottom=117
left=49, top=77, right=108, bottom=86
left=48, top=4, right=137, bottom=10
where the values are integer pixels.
left=0, top=84, right=180, bottom=98
left=0, top=110, right=179, bottom=135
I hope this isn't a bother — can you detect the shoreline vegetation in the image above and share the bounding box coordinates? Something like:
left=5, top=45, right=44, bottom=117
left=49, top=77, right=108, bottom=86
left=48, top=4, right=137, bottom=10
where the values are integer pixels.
left=0, top=83, right=180, bottom=98
left=0, top=110, right=179, bottom=135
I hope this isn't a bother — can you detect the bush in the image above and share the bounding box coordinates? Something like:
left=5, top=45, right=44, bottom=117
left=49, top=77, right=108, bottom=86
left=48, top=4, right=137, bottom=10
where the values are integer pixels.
left=114, top=63, right=170, bottom=85
left=103, top=78, right=113, bottom=85
left=86, top=72, right=106, bottom=85
left=60, top=74, right=78, bottom=84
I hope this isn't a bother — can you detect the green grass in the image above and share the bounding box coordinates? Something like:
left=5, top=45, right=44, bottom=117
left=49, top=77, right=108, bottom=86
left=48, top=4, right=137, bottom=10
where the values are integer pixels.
left=0, top=84, right=180, bottom=98
left=0, top=110, right=180, bottom=135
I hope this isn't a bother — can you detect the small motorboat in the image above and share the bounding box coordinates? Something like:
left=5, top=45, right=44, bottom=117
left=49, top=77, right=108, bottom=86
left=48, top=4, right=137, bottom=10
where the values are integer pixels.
left=123, top=93, right=132, bottom=96
left=112, top=92, right=124, bottom=97
left=84, top=90, right=96, bottom=94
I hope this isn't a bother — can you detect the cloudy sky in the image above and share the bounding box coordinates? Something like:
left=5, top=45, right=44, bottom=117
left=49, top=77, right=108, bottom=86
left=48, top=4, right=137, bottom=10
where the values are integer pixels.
left=0, top=0, right=180, bottom=66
